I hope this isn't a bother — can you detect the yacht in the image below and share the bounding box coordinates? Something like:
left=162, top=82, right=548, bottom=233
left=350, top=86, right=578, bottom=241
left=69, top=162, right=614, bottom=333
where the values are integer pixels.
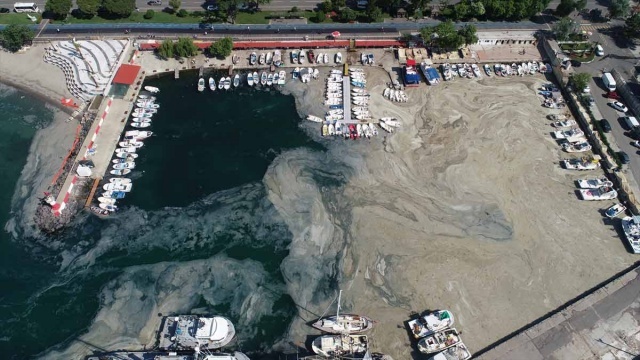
left=407, top=310, right=455, bottom=339
left=203, top=352, right=251, bottom=360
left=562, top=157, right=600, bottom=170
left=579, top=186, right=618, bottom=201
left=621, top=216, right=640, bottom=253
left=158, top=315, right=236, bottom=351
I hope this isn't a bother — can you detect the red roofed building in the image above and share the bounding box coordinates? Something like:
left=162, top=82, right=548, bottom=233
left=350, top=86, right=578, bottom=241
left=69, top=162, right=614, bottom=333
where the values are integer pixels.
left=111, top=64, right=141, bottom=98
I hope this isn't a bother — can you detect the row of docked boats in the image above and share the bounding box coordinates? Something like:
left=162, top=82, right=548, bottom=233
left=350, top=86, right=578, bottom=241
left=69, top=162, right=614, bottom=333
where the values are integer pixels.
left=249, top=50, right=283, bottom=67
left=383, top=87, right=408, bottom=103
left=294, top=67, right=320, bottom=83
left=287, top=49, right=343, bottom=65
left=439, top=61, right=551, bottom=81
left=407, top=310, right=471, bottom=359
left=319, top=122, right=379, bottom=139
left=199, top=71, right=289, bottom=92
left=91, top=94, right=157, bottom=215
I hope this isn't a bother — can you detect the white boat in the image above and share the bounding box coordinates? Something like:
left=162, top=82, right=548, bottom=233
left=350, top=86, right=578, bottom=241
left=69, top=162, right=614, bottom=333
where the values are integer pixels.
left=605, top=203, right=626, bottom=218
left=144, top=86, right=159, bottom=93
left=552, top=120, right=577, bottom=128
left=562, top=140, right=592, bottom=153
left=209, top=77, right=216, bottom=91
left=119, top=140, right=143, bottom=148
left=257, top=71, right=265, bottom=86
left=136, top=103, right=159, bottom=109
left=316, top=52, right=323, bottom=64
left=253, top=71, right=258, bottom=85
left=273, top=50, right=282, bottom=66
left=116, top=152, right=138, bottom=159
left=621, top=216, right=640, bottom=253
left=307, top=115, right=324, bottom=123
left=274, top=72, right=281, bottom=85
left=113, top=162, right=135, bottom=170
left=483, top=64, right=492, bottom=76
left=380, top=118, right=401, bottom=128
left=577, top=177, right=613, bottom=189
left=580, top=186, right=618, bottom=200
left=131, top=122, right=151, bottom=128
left=132, top=112, right=152, bottom=119
left=322, top=124, right=328, bottom=136
left=97, top=197, right=117, bottom=205
left=133, top=108, right=157, bottom=114
left=218, top=77, right=225, bottom=90
left=428, top=343, right=472, bottom=360
left=197, top=78, right=205, bottom=92
left=247, top=73, right=254, bottom=86
left=267, top=73, right=273, bottom=86
left=249, top=52, right=257, bottom=65
left=471, top=64, right=481, bottom=77
left=266, top=51, right=273, bottom=64
left=259, top=53, right=265, bottom=65
left=202, top=352, right=251, bottom=360
left=562, top=158, right=600, bottom=170
left=335, top=52, right=342, bottom=64
left=115, top=147, right=136, bottom=154
left=110, top=168, right=132, bottom=176
left=553, top=128, right=584, bottom=140
left=418, top=328, right=462, bottom=354
left=369, top=123, right=378, bottom=136
left=311, top=334, right=369, bottom=358
left=99, top=203, right=117, bottom=212
left=299, top=49, right=306, bottom=64
left=323, top=53, right=328, bottom=63
left=379, top=121, right=394, bottom=133
left=103, top=182, right=132, bottom=192
left=278, top=70, right=286, bottom=85
left=233, top=74, right=240, bottom=87
left=224, top=77, right=231, bottom=90
left=328, top=124, right=335, bottom=136
left=408, top=310, right=455, bottom=339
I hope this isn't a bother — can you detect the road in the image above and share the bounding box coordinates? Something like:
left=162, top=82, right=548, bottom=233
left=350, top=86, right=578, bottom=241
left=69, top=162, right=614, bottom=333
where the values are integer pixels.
left=574, top=22, right=640, bottom=191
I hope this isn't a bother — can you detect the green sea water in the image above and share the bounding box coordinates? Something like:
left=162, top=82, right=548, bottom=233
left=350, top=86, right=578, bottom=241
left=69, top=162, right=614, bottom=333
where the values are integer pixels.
left=0, top=74, right=329, bottom=359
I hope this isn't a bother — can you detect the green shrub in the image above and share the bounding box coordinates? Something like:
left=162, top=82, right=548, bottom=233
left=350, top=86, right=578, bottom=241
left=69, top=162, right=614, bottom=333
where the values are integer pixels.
left=144, top=9, right=155, bottom=19
left=177, top=8, right=188, bottom=17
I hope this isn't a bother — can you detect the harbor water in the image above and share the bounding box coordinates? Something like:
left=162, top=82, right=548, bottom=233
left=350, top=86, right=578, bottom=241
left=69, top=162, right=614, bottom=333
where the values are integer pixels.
left=0, top=73, right=338, bottom=359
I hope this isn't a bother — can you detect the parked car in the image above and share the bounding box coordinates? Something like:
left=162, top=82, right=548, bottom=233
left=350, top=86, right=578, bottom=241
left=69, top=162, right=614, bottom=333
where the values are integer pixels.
left=147, top=0, right=161, bottom=5
left=570, top=60, right=582, bottom=68
left=606, top=91, right=621, bottom=100
left=618, top=151, right=631, bottom=164
left=633, top=141, right=640, bottom=148
left=596, top=44, right=604, bottom=56
left=600, top=119, right=612, bottom=132
left=206, top=4, right=218, bottom=10
left=0, top=7, right=10, bottom=13
left=610, top=101, right=629, bottom=113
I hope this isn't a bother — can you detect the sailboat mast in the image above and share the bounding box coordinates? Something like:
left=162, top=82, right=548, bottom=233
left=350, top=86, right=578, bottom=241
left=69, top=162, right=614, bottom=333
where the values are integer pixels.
left=336, top=290, right=342, bottom=318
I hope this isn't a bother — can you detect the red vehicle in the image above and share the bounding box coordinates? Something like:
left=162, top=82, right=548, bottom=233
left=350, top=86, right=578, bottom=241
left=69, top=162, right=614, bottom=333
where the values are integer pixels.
left=606, top=91, right=621, bottom=100
left=348, top=124, right=357, bottom=139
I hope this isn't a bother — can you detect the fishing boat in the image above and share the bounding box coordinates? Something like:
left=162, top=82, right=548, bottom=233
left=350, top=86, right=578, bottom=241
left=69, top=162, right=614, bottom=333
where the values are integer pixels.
left=605, top=203, right=627, bottom=218
left=249, top=52, right=257, bottom=65
left=224, top=77, right=231, bottom=90
left=112, top=157, right=135, bottom=164
left=328, top=124, right=335, bottom=136
left=278, top=70, right=286, bottom=85
left=247, top=72, right=254, bottom=86
left=379, top=121, right=394, bottom=133
left=553, top=128, right=584, bottom=140
left=312, top=290, right=374, bottom=333
left=562, top=140, right=592, bottom=153
left=335, top=52, right=342, bottom=64
left=267, top=73, right=273, bottom=86
left=299, top=49, right=306, bottom=64
left=144, top=86, right=160, bottom=93
left=429, top=343, right=472, bottom=360
left=197, top=78, right=205, bottom=92
left=316, top=52, right=323, bottom=64
left=483, top=64, right=492, bottom=76
left=233, top=74, right=240, bottom=87
left=131, top=122, right=151, bottom=128
left=562, top=157, right=600, bottom=170
left=209, top=77, right=216, bottom=91
left=103, top=182, right=132, bottom=192
left=218, top=77, right=225, bottom=90
left=579, top=186, right=617, bottom=201
left=621, top=216, right=640, bottom=253
left=109, top=177, right=132, bottom=184
left=99, top=203, right=118, bottom=212
left=260, top=72, right=267, bottom=86
left=552, top=120, right=577, bottom=128
left=110, top=168, right=132, bottom=176
left=408, top=310, right=455, bottom=339
left=132, top=112, right=153, bottom=119
left=471, top=64, right=481, bottom=77
left=417, top=328, right=462, bottom=354
left=311, top=334, right=368, bottom=358
left=259, top=53, right=265, bottom=65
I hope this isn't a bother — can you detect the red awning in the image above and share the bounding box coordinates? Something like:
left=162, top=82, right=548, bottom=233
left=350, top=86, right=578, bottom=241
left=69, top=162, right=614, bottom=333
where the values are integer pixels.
left=113, top=64, right=141, bottom=85
left=406, top=59, right=416, bottom=66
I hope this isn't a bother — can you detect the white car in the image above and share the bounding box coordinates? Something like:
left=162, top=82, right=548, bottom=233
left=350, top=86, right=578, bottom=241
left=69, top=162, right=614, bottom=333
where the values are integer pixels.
left=633, top=141, right=640, bottom=148
left=610, top=101, right=629, bottom=113
left=582, top=85, right=591, bottom=93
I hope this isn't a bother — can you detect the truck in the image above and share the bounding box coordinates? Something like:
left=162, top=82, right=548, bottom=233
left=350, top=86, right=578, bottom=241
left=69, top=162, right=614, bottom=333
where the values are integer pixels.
left=602, top=72, right=616, bottom=92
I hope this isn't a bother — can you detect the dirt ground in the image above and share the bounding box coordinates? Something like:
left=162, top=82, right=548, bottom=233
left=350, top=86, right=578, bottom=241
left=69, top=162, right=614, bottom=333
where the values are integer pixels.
left=288, top=66, right=639, bottom=358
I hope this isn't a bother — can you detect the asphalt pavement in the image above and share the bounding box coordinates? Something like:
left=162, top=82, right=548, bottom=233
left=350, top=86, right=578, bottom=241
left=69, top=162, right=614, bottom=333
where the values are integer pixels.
left=575, top=23, right=640, bottom=192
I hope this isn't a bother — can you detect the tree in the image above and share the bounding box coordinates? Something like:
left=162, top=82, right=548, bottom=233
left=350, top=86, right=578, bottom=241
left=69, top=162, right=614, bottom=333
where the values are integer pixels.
left=319, top=0, right=332, bottom=12
left=366, top=4, right=383, bottom=22
left=570, top=72, right=591, bottom=93
left=76, top=0, right=100, bottom=17
left=102, top=0, right=136, bottom=17
left=624, top=13, right=640, bottom=38
left=459, top=24, right=478, bottom=45
left=331, top=0, right=346, bottom=10
left=314, top=9, right=325, bottom=22
left=177, top=8, right=188, bottom=16
left=208, top=37, right=233, bottom=58
left=0, top=24, right=34, bottom=52
left=552, top=17, right=579, bottom=41
left=555, top=0, right=576, bottom=17
left=421, top=20, right=464, bottom=50
left=291, top=6, right=299, bottom=12
left=157, top=39, right=174, bottom=59
left=144, top=9, right=155, bottom=18
left=339, top=7, right=357, bottom=21
left=44, top=0, right=72, bottom=19
left=609, top=0, right=630, bottom=19
left=169, top=0, right=181, bottom=11
left=471, top=1, right=485, bottom=17
left=574, top=0, right=587, bottom=12
left=453, top=2, right=470, bottom=20
left=174, top=37, right=199, bottom=57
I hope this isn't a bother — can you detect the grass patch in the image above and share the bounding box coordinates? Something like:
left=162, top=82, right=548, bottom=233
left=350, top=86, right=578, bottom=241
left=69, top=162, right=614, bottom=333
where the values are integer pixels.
left=0, top=13, right=40, bottom=25
left=58, top=11, right=201, bottom=24
left=559, top=42, right=593, bottom=52
left=235, top=10, right=334, bottom=24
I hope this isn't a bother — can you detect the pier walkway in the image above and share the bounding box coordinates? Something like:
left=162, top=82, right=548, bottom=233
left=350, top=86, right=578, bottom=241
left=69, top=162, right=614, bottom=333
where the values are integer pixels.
left=342, top=76, right=351, bottom=123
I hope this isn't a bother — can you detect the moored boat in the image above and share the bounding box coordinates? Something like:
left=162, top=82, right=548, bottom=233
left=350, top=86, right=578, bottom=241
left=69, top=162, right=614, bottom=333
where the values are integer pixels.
left=209, top=77, right=215, bottom=91
left=98, top=203, right=118, bottom=212
left=311, top=334, right=368, bottom=358
left=110, top=168, right=132, bottom=176
left=605, top=203, right=626, bottom=218
left=579, top=186, right=617, bottom=201
left=278, top=70, right=286, bottom=85
left=408, top=310, right=455, bottom=339
left=249, top=52, right=257, bottom=65
left=335, top=52, right=342, bottom=64
left=131, top=122, right=151, bottom=128
left=144, top=86, right=159, bottom=93
left=224, top=77, right=231, bottom=90
left=233, top=74, right=240, bottom=87
left=260, top=72, right=267, bottom=85
left=218, top=77, right=225, bottom=90
left=197, top=77, right=205, bottom=92
left=267, top=73, right=273, bottom=86
left=417, top=328, right=463, bottom=354
left=621, top=216, right=640, bottom=253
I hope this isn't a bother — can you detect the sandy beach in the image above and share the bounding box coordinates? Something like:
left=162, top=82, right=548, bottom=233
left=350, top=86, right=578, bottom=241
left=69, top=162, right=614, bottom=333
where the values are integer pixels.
left=274, top=66, right=638, bottom=357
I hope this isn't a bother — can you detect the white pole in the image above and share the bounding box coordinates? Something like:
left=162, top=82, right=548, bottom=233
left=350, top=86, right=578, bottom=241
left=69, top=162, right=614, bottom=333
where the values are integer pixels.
left=336, top=290, right=342, bottom=319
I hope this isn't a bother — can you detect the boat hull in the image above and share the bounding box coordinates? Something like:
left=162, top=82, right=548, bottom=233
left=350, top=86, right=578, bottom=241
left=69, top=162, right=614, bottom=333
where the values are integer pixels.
left=311, top=314, right=375, bottom=334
